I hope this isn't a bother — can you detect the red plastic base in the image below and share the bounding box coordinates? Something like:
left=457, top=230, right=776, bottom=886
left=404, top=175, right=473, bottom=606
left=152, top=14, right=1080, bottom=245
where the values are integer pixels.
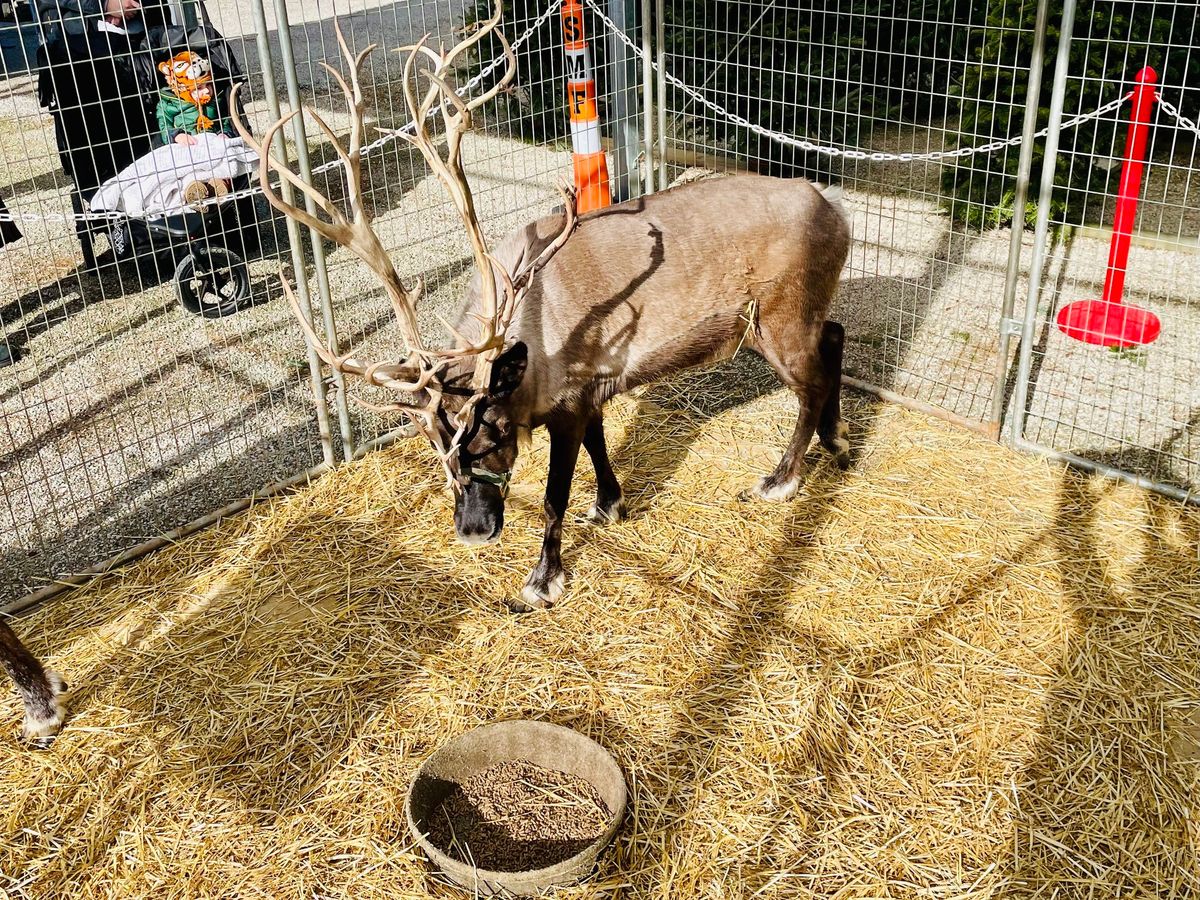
left=1055, top=299, right=1161, bottom=347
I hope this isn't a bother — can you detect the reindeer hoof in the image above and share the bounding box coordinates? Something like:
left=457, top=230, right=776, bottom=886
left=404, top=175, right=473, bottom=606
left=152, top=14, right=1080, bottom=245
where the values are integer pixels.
left=822, top=423, right=851, bottom=469
left=750, top=474, right=801, bottom=502
left=21, top=670, right=68, bottom=748
left=586, top=496, right=627, bottom=525
left=511, top=572, right=565, bottom=613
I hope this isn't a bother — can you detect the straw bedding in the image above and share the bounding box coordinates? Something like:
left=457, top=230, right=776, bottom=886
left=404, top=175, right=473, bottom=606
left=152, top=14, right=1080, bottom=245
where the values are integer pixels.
left=1, top=358, right=1198, bottom=899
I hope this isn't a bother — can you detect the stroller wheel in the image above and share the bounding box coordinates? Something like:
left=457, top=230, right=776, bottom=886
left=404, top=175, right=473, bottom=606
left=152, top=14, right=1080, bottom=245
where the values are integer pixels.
left=174, top=246, right=251, bottom=318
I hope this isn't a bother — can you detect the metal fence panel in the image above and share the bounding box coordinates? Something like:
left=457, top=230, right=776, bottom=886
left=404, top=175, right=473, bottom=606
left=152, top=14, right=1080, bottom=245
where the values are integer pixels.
left=1010, top=2, right=1200, bottom=499
left=656, top=0, right=1199, bottom=500
left=277, top=0, right=649, bottom=453
left=0, top=0, right=334, bottom=605
left=3, top=0, right=1199, bottom=605
left=0, top=0, right=650, bottom=604
left=655, top=0, right=1038, bottom=436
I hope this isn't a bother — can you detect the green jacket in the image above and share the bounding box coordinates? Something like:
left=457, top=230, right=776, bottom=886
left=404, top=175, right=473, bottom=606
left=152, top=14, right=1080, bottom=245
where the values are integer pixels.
left=156, top=90, right=234, bottom=145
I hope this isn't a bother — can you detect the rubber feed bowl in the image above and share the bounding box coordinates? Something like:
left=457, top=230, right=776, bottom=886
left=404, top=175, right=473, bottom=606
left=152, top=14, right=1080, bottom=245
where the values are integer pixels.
left=406, top=720, right=626, bottom=897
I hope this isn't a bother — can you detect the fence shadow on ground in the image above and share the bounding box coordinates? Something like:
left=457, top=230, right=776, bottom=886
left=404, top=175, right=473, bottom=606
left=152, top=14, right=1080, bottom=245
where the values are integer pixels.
left=0, top=246, right=477, bottom=606
left=3, top=367, right=1196, bottom=894
left=602, top=406, right=1197, bottom=893
left=1001, top=473, right=1199, bottom=895
left=0, top=418, right=320, bottom=606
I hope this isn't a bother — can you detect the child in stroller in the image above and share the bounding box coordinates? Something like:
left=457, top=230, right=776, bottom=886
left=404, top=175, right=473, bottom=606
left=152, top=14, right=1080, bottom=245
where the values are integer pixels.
left=156, top=48, right=239, bottom=206
left=87, top=25, right=262, bottom=317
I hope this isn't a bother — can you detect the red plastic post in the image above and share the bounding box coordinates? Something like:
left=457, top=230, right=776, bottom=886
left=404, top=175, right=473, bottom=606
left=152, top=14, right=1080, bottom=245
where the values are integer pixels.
left=1054, top=67, right=1162, bottom=347
left=1101, top=66, right=1157, bottom=307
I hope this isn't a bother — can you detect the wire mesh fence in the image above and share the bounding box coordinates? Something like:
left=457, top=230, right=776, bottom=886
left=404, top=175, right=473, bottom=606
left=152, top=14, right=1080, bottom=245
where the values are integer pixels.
left=0, top=0, right=327, bottom=606
left=1, top=0, right=1197, bottom=604
left=1012, top=6, right=1200, bottom=497
left=653, top=0, right=1038, bottom=432
left=656, top=0, right=1199, bottom=496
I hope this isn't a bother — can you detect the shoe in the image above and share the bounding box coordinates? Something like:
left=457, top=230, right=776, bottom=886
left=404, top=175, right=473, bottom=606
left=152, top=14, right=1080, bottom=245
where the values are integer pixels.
left=208, top=178, right=230, bottom=200
left=183, top=180, right=212, bottom=206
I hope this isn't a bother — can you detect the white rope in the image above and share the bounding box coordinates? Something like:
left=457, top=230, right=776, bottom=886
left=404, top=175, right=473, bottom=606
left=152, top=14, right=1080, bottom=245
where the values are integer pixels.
left=0, top=0, right=560, bottom=225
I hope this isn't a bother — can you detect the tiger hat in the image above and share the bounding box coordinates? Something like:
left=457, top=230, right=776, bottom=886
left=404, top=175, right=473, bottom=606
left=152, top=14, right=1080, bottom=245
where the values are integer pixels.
left=159, top=51, right=215, bottom=107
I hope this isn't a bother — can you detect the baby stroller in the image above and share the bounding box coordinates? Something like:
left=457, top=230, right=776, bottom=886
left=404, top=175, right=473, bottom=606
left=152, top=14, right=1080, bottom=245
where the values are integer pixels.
left=102, top=23, right=260, bottom=317
left=105, top=183, right=256, bottom=318
left=41, top=13, right=260, bottom=317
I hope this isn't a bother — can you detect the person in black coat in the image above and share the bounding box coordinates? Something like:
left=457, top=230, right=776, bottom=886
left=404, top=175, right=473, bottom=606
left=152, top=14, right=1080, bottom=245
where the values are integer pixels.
left=0, top=195, right=20, bottom=249
left=35, top=0, right=168, bottom=262
left=35, top=0, right=166, bottom=48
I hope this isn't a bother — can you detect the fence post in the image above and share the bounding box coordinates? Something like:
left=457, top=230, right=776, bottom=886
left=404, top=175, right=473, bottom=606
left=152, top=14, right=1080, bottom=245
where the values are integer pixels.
left=605, top=0, right=642, bottom=201
left=248, top=0, right=336, bottom=468
left=655, top=0, right=667, bottom=190
left=640, top=0, right=654, bottom=193
left=990, top=0, right=1051, bottom=438
left=1008, top=0, right=1077, bottom=446
left=269, top=0, right=356, bottom=462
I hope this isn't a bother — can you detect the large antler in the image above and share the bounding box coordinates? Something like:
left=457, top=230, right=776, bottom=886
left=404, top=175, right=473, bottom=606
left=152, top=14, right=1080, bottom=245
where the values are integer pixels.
left=232, top=4, right=578, bottom=475
left=231, top=26, right=430, bottom=365
left=385, top=4, right=577, bottom=388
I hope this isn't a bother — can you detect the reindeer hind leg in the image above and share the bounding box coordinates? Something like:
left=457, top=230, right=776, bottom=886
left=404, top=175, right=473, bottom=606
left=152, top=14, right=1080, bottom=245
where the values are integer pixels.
left=747, top=319, right=840, bottom=501
left=816, top=321, right=851, bottom=469
left=750, top=380, right=825, bottom=501
left=582, top=412, right=626, bottom=525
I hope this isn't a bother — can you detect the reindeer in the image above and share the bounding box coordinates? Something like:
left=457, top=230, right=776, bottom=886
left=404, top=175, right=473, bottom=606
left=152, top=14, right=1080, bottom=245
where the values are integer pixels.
left=232, top=5, right=851, bottom=612
left=2, top=619, right=67, bottom=745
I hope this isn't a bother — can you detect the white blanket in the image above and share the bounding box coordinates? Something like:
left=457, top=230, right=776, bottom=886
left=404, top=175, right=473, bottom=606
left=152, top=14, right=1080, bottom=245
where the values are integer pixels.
left=90, top=134, right=259, bottom=218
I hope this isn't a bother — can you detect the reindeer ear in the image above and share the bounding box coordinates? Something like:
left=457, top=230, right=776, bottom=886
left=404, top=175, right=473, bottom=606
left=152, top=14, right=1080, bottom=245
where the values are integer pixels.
left=489, top=342, right=527, bottom=399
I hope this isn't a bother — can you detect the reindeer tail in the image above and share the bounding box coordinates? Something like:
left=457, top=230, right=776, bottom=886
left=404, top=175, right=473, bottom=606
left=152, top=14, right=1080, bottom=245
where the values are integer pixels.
left=815, top=182, right=844, bottom=211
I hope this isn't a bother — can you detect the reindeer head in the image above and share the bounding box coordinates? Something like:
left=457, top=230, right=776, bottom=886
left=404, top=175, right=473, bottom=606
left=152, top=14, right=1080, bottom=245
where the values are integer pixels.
left=231, top=4, right=577, bottom=546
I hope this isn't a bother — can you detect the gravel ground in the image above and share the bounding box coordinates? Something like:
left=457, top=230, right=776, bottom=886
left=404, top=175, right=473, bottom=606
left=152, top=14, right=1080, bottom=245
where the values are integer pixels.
left=2, top=21, right=1198, bottom=603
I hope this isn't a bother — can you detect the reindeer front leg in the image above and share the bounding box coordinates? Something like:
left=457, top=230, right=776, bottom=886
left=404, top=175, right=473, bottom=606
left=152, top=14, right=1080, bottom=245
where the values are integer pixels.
left=1, top=620, right=67, bottom=747
left=513, top=420, right=584, bottom=612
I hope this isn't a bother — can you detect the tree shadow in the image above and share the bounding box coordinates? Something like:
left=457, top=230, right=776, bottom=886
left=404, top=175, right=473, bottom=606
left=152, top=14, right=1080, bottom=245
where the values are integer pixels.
left=698, top=464, right=1197, bottom=895
left=737, top=519, right=1053, bottom=892
left=1001, top=472, right=1199, bottom=895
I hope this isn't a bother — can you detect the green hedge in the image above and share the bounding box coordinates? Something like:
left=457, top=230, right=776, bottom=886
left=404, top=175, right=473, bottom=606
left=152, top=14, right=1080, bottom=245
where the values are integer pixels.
left=463, top=0, right=592, bottom=145
left=465, top=2, right=1200, bottom=228
left=945, top=2, right=1200, bottom=228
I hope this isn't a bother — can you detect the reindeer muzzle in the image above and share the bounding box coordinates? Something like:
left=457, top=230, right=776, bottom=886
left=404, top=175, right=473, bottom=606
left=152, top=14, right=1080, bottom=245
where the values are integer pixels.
left=465, top=467, right=511, bottom=499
